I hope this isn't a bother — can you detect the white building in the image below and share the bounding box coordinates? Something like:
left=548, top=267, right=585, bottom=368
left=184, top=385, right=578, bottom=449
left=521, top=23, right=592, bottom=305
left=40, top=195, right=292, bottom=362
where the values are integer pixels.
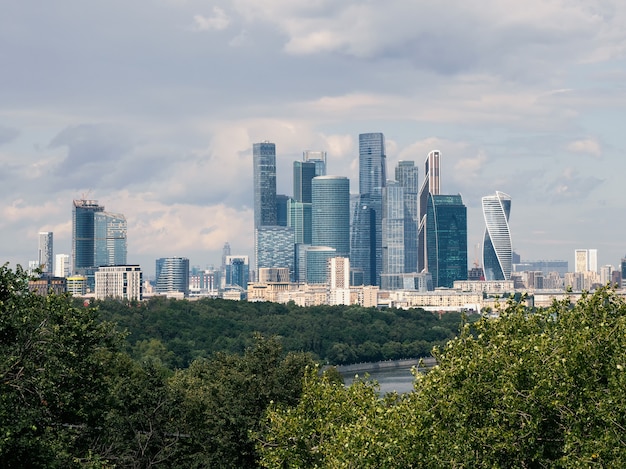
left=54, top=254, right=71, bottom=278
left=95, top=265, right=143, bottom=301
left=575, top=249, right=598, bottom=273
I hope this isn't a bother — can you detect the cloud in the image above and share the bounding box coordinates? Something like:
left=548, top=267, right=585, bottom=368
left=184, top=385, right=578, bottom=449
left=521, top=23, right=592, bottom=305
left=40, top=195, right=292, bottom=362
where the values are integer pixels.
left=548, top=168, right=604, bottom=202
left=454, top=151, right=488, bottom=179
left=567, top=138, right=602, bottom=158
left=192, top=7, right=230, bottom=31
left=0, top=126, right=19, bottom=145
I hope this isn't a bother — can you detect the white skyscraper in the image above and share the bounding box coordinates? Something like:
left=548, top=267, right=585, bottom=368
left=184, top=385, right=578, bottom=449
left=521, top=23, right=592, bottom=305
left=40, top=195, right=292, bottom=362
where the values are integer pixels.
left=575, top=249, right=598, bottom=273
left=38, top=231, right=53, bottom=274
left=482, top=191, right=513, bottom=281
left=55, top=254, right=71, bottom=278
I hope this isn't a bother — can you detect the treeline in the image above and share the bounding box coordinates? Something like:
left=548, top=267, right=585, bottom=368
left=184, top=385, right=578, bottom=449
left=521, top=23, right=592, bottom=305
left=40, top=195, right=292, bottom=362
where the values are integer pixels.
left=95, top=296, right=465, bottom=367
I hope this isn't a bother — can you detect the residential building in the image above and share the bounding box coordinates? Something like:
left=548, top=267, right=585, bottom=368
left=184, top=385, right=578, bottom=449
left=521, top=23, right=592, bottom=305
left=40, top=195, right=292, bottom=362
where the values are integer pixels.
left=95, top=265, right=143, bottom=301
left=54, top=254, right=70, bottom=278
left=482, top=191, right=513, bottom=281
left=38, top=231, right=53, bottom=274
left=575, top=249, right=598, bottom=273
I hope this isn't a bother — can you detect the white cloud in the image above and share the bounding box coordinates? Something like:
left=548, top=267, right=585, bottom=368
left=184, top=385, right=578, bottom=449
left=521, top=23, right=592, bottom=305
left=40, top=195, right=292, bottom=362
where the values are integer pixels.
left=192, top=7, right=230, bottom=31
left=567, top=138, right=602, bottom=158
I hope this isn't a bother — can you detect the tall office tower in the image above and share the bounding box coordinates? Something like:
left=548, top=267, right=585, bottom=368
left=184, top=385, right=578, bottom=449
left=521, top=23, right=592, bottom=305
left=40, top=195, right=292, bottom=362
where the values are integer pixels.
left=288, top=199, right=312, bottom=244
left=255, top=226, right=295, bottom=280
left=575, top=249, right=598, bottom=273
left=395, top=161, right=419, bottom=273
left=293, top=161, right=317, bottom=203
left=94, top=211, right=127, bottom=267
left=54, top=253, right=70, bottom=278
left=381, top=181, right=405, bottom=290
left=95, top=265, right=143, bottom=301
left=305, top=246, right=337, bottom=284
left=312, top=176, right=350, bottom=257
left=482, top=191, right=513, bottom=281
left=72, top=199, right=105, bottom=277
left=600, top=265, right=614, bottom=285
left=38, top=231, right=53, bottom=274
left=351, top=132, right=387, bottom=286
left=276, top=194, right=289, bottom=226
left=224, top=255, right=249, bottom=289
left=303, top=150, right=327, bottom=177
left=253, top=141, right=277, bottom=228
left=155, top=257, right=190, bottom=297
left=425, top=194, right=468, bottom=288
left=418, top=150, right=441, bottom=273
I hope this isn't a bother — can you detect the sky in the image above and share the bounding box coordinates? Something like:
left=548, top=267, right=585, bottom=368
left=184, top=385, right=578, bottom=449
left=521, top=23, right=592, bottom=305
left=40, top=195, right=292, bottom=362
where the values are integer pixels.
left=2, top=0, right=626, bottom=277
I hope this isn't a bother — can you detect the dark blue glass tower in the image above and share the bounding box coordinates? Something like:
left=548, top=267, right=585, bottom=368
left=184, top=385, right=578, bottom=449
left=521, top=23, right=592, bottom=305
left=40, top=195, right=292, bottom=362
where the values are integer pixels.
left=425, top=194, right=468, bottom=288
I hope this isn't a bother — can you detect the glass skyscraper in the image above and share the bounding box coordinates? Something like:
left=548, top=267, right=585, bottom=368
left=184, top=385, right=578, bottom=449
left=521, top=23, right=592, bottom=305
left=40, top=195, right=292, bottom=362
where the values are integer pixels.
left=351, top=133, right=387, bottom=286
left=94, top=211, right=127, bottom=267
left=73, top=199, right=105, bottom=275
left=482, top=191, right=513, bottom=281
left=312, top=176, right=350, bottom=258
left=253, top=141, right=277, bottom=228
left=288, top=199, right=312, bottom=245
left=155, top=257, right=190, bottom=296
left=255, top=226, right=295, bottom=280
left=395, top=160, right=419, bottom=273
left=425, top=194, right=468, bottom=288
left=303, top=150, right=327, bottom=177
left=293, top=161, right=317, bottom=203
left=224, top=255, right=250, bottom=289
left=418, top=150, right=441, bottom=273
left=381, top=181, right=405, bottom=290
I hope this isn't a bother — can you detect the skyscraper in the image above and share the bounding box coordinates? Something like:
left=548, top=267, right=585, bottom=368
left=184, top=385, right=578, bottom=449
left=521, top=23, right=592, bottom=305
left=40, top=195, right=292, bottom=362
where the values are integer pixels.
left=224, top=255, right=249, bottom=289
left=72, top=199, right=127, bottom=290
left=395, top=161, right=419, bottom=273
left=38, top=231, right=53, bottom=274
left=288, top=199, right=312, bottom=245
left=312, top=176, right=350, bottom=257
left=293, top=160, right=317, bottom=203
left=482, top=191, right=513, bottom=281
left=418, top=150, right=441, bottom=273
left=255, top=226, right=295, bottom=280
left=351, top=132, right=387, bottom=286
left=575, top=249, right=598, bottom=273
left=303, top=150, right=327, bottom=177
left=54, top=253, right=70, bottom=278
left=425, top=194, right=468, bottom=288
left=381, top=181, right=405, bottom=290
left=155, top=257, right=190, bottom=296
left=253, top=141, right=277, bottom=228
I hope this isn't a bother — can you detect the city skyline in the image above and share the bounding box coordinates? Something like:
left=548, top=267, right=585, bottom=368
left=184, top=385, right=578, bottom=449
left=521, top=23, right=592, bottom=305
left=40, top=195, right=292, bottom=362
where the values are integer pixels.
left=2, top=1, right=626, bottom=276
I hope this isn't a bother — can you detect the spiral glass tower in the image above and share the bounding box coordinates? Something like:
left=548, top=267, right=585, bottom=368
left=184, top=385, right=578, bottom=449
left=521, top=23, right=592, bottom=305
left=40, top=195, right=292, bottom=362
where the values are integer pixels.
left=482, top=191, right=512, bottom=281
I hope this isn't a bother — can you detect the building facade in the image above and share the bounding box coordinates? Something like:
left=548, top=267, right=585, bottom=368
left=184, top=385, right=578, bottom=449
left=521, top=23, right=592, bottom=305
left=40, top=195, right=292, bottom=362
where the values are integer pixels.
left=38, top=231, right=53, bottom=274
left=303, top=150, right=327, bottom=177
left=381, top=181, right=405, bottom=290
left=482, top=191, right=513, bottom=281
left=253, top=141, right=277, bottom=228
left=95, top=265, right=143, bottom=301
left=255, top=226, right=295, bottom=280
left=395, top=160, right=419, bottom=273
left=94, top=211, right=127, bottom=267
left=54, top=253, right=70, bottom=278
left=155, top=257, right=190, bottom=297
left=418, top=150, right=441, bottom=273
left=312, top=176, right=350, bottom=257
left=425, top=194, right=468, bottom=288
left=224, top=255, right=250, bottom=289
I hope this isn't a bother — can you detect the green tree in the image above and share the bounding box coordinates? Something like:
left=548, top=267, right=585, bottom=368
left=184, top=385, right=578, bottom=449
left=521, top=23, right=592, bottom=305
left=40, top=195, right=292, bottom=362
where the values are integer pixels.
left=259, top=288, right=626, bottom=467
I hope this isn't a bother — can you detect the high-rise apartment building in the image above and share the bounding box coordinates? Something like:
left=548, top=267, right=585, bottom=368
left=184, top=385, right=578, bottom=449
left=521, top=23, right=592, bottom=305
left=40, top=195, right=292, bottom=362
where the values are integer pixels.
left=425, top=194, right=468, bottom=288
left=312, top=176, right=350, bottom=257
left=54, top=254, right=70, bottom=278
left=418, top=150, right=441, bottom=273
left=575, top=249, right=598, bottom=273
left=155, top=257, right=190, bottom=297
left=95, top=265, right=143, bottom=301
left=351, top=133, right=387, bottom=286
left=38, top=231, right=53, bottom=274
left=395, top=161, right=419, bottom=273
left=482, top=191, right=513, bottom=281
left=381, top=181, right=405, bottom=290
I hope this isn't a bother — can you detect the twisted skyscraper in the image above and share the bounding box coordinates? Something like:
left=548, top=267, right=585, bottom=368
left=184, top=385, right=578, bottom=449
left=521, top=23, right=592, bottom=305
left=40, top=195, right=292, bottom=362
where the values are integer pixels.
left=482, top=191, right=513, bottom=281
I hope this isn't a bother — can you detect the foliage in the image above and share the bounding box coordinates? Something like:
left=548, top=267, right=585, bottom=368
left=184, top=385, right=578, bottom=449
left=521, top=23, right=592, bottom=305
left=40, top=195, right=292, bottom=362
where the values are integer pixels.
left=258, top=288, right=626, bottom=467
left=96, top=297, right=464, bottom=367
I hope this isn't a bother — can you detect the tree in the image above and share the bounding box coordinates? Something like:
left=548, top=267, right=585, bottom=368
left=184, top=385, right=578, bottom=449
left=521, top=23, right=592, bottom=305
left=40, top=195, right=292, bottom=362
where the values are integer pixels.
left=258, top=288, right=626, bottom=467
left=0, top=264, right=123, bottom=467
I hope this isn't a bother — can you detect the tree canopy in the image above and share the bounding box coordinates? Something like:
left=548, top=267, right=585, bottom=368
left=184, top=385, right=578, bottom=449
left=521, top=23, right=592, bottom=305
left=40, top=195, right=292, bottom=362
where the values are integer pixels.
left=258, top=288, right=626, bottom=467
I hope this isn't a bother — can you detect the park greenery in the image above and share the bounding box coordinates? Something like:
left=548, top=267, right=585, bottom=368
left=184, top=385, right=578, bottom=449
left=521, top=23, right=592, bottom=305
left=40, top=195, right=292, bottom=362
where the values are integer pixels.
left=3, top=262, right=626, bottom=467
left=94, top=296, right=463, bottom=367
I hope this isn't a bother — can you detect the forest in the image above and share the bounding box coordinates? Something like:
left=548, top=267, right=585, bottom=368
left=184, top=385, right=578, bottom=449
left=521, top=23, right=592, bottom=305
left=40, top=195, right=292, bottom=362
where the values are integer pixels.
left=94, top=295, right=464, bottom=368
left=3, top=263, right=626, bottom=467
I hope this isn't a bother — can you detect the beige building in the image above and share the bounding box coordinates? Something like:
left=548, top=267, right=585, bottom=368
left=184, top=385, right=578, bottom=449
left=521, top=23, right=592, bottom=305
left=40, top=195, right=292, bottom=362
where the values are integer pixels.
left=95, top=265, right=143, bottom=301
